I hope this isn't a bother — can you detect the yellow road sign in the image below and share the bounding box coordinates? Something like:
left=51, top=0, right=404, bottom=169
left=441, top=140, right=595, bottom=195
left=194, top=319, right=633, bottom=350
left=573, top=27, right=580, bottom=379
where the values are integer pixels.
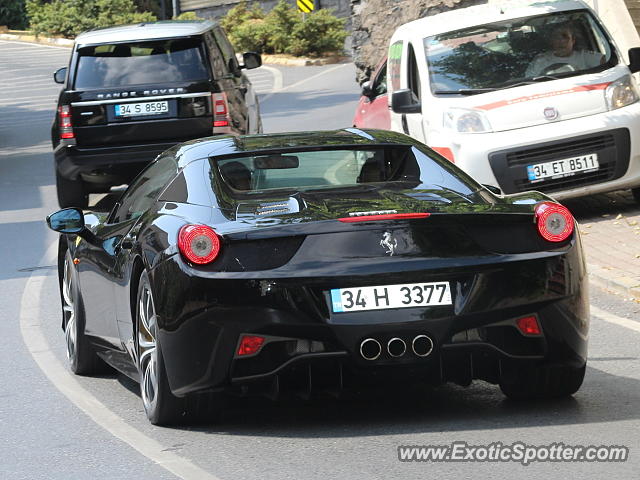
left=297, top=0, right=314, bottom=13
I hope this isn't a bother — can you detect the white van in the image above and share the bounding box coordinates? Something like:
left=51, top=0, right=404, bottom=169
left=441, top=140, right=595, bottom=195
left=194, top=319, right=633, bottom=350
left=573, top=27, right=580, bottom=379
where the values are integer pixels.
left=388, top=0, right=640, bottom=201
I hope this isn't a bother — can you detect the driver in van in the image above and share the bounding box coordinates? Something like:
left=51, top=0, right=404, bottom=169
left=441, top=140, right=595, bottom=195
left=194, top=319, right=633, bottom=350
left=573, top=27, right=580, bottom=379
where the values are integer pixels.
left=525, top=23, right=604, bottom=77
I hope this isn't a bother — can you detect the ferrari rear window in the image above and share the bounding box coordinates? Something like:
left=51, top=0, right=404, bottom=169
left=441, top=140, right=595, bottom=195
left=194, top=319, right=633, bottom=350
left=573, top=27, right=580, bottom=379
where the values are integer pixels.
left=211, top=146, right=477, bottom=195
left=74, top=38, right=208, bottom=88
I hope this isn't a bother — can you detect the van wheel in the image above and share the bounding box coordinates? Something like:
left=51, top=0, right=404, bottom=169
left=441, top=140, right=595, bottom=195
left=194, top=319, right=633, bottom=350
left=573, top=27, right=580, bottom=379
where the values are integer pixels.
left=632, top=187, right=640, bottom=204
left=56, top=173, right=88, bottom=209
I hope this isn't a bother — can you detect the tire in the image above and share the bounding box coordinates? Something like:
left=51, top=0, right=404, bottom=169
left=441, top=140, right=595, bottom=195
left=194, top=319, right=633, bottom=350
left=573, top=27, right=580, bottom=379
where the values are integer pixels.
left=136, top=271, right=186, bottom=425
left=56, top=173, right=88, bottom=209
left=632, top=187, right=640, bottom=204
left=61, top=250, right=106, bottom=375
left=136, top=270, right=226, bottom=425
left=500, top=364, right=586, bottom=401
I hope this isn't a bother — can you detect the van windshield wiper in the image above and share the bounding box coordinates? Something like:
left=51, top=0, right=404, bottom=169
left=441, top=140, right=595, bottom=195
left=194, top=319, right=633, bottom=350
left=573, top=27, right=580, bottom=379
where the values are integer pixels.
left=433, top=88, right=497, bottom=95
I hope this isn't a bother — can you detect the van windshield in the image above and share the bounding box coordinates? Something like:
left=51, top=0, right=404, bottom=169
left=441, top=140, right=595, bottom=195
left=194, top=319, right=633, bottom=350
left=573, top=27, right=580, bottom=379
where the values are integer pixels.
left=74, top=38, right=209, bottom=88
left=424, top=10, right=616, bottom=94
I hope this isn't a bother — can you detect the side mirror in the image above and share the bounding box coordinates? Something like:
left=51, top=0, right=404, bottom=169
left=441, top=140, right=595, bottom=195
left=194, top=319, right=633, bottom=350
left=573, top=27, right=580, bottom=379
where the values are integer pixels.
left=46, top=208, right=85, bottom=234
left=241, top=52, right=262, bottom=70
left=391, top=89, right=421, bottom=114
left=629, top=47, right=640, bottom=73
left=361, top=80, right=374, bottom=98
left=482, top=184, right=503, bottom=195
left=53, top=67, right=67, bottom=84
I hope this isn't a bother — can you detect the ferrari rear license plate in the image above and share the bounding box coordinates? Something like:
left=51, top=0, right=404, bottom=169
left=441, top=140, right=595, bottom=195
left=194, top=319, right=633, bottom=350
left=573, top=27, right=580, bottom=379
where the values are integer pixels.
left=114, top=100, right=169, bottom=117
left=330, top=282, right=452, bottom=313
left=526, top=153, right=599, bottom=181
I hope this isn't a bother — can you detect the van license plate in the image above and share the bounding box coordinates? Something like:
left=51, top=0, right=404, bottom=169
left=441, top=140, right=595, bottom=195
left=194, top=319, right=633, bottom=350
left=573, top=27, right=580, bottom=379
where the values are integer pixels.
left=330, top=282, right=452, bottom=313
left=114, top=101, right=169, bottom=117
left=527, top=153, right=599, bottom=181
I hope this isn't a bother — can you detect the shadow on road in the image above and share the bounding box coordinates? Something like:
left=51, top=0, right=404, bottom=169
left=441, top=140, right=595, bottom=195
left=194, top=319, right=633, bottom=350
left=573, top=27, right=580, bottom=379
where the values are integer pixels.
left=113, top=364, right=639, bottom=437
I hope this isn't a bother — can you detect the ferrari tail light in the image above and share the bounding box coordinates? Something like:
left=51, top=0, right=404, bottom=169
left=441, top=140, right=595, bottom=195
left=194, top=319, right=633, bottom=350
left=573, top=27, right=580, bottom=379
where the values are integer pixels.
left=212, top=92, right=231, bottom=129
left=178, top=224, right=221, bottom=264
left=237, top=335, right=265, bottom=356
left=58, top=105, right=74, bottom=139
left=534, top=201, right=574, bottom=242
left=516, top=315, right=542, bottom=336
left=432, top=146, right=455, bottom=163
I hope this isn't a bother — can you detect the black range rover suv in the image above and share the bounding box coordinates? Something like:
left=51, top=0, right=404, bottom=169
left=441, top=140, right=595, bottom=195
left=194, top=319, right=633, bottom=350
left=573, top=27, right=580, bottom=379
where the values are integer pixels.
left=52, top=20, right=262, bottom=208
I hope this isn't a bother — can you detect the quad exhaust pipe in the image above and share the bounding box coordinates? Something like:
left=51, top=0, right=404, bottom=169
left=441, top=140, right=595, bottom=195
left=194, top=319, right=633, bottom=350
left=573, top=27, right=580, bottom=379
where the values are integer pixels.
left=412, top=335, right=434, bottom=357
left=359, top=335, right=433, bottom=360
left=360, top=338, right=382, bottom=361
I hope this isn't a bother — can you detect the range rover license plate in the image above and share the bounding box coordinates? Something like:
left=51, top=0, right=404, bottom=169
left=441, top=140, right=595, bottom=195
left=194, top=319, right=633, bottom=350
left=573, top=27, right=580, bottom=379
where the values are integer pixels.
left=527, top=153, right=599, bottom=181
left=114, top=101, right=169, bottom=117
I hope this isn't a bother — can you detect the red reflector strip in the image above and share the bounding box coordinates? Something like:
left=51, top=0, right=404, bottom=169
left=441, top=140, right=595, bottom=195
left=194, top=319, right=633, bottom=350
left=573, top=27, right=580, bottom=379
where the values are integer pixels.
left=214, top=120, right=230, bottom=127
left=61, top=132, right=75, bottom=139
left=516, top=316, right=542, bottom=336
left=237, top=335, right=266, bottom=356
left=338, top=213, right=431, bottom=223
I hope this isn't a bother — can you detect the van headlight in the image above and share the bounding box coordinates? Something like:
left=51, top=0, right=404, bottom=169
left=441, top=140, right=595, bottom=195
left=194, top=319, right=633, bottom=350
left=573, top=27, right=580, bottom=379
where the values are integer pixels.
left=444, top=108, right=493, bottom=133
left=605, top=75, right=639, bottom=110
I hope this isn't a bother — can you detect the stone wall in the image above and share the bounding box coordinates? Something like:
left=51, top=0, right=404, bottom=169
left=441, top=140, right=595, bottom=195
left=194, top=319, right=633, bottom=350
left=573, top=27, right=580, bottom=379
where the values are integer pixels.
left=625, top=0, right=640, bottom=32
left=350, top=0, right=486, bottom=83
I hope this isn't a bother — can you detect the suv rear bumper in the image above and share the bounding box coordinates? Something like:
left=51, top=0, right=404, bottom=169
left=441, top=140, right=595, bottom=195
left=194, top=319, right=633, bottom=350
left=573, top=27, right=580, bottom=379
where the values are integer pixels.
left=54, top=141, right=177, bottom=187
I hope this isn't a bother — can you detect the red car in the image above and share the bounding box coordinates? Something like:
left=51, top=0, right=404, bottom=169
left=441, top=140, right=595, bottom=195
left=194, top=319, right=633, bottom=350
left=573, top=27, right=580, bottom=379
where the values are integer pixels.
left=353, top=58, right=390, bottom=129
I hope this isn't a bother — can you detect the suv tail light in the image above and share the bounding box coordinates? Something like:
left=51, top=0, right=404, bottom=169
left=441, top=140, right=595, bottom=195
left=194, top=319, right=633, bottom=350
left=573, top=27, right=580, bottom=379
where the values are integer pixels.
left=178, top=224, right=221, bottom=264
left=212, top=92, right=232, bottom=132
left=58, top=105, right=74, bottom=139
left=534, top=201, right=574, bottom=242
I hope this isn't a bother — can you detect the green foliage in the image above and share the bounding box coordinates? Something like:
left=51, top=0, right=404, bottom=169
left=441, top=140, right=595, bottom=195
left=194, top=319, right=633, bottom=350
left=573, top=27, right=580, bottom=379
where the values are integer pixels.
left=26, top=0, right=156, bottom=38
left=221, top=0, right=347, bottom=57
left=0, top=0, right=28, bottom=30
left=286, top=8, right=347, bottom=56
left=220, top=1, right=264, bottom=35
left=262, top=0, right=299, bottom=54
left=232, top=18, right=271, bottom=53
left=174, top=11, right=202, bottom=21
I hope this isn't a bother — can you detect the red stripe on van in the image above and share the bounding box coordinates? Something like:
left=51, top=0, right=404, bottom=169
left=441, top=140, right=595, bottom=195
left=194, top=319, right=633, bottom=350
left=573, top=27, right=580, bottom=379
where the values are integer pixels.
left=476, top=82, right=611, bottom=111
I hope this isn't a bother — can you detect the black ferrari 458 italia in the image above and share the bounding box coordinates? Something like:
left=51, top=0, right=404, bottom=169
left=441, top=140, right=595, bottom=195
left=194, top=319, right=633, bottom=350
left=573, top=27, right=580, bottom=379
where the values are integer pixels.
left=47, top=129, right=589, bottom=425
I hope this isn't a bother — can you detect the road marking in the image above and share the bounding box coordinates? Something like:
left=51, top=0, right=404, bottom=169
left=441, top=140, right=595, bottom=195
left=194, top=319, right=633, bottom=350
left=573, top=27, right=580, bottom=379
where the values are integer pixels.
left=260, top=63, right=350, bottom=103
left=258, top=65, right=283, bottom=91
left=591, top=305, right=640, bottom=333
left=19, top=242, right=222, bottom=480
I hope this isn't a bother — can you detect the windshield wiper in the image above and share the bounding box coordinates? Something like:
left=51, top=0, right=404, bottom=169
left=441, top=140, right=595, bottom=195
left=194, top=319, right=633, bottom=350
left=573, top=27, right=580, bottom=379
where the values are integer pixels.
left=433, top=88, right=497, bottom=95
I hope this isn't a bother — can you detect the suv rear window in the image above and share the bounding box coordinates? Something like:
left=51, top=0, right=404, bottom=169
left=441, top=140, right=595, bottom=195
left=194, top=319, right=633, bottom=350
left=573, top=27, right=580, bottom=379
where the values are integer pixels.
left=74, top=38, right=209, bottom=88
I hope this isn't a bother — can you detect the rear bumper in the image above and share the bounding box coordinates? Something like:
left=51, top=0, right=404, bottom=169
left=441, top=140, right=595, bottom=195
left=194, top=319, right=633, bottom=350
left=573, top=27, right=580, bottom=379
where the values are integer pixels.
left=54, top=141, right=177, bottom=186
left=150, top=239, right=589, bottom=397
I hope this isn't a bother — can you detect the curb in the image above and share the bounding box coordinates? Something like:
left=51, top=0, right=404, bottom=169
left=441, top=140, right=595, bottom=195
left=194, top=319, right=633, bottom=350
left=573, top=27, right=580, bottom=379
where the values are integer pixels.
left=0, top=32, right=73, bottom=47
left=261, top=53, right=350, bottom=66
left=588, top=262, right=640, bottom=301
left=0, top=33, right=351, bottom=66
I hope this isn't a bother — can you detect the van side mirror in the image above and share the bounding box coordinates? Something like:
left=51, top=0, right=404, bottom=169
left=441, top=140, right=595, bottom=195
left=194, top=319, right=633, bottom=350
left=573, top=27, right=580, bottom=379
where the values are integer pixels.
left=46, top=208, right=85, bottom=234
left=391, top=89, right=421, bottom=114
left=53, top=67, right=67, bottom=84
left=628, top=48, right=640, bottom=73
left=361, top=80, right=374, bottom=98
left=241, top=52, right=262, bottom=70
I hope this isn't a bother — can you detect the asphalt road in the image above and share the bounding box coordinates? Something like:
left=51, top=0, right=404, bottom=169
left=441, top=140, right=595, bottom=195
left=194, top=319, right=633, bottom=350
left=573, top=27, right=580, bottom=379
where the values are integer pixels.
left=1, top=40, right=639, bottom=480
